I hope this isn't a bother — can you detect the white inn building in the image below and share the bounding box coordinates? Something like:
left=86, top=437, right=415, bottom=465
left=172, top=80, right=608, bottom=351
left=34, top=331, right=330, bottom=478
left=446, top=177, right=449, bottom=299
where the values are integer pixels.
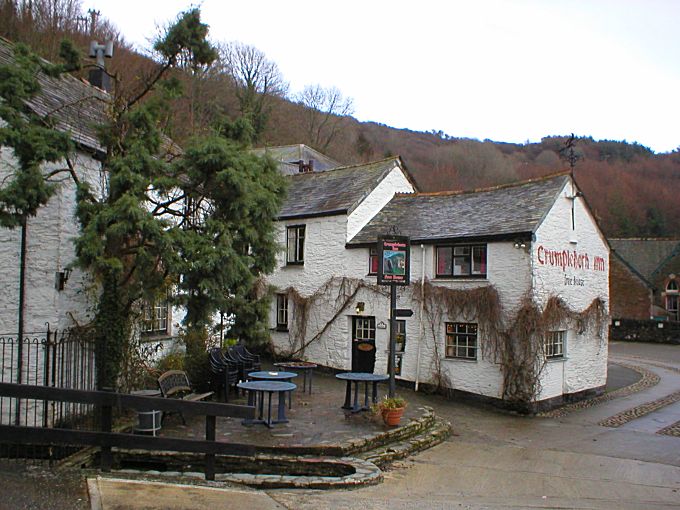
left=266, top=158, right=609, bottom=413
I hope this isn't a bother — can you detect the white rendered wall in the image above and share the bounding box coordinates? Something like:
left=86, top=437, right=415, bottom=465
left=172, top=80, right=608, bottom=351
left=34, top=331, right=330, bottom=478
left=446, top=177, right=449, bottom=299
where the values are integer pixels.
left=269, top=232, right=534, bottom=399
left=533, top=179, right=610, bottom=401
left=346, top=165, right=414, bottom=242
left=0, top=148, right=100, bottom=424
left=0, top=149, right=99, bottom=335
left=266, top=176, right=609, bottom=405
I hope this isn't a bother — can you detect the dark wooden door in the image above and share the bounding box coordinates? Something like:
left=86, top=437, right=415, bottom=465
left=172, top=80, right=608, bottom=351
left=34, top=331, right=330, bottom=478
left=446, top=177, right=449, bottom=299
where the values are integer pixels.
left=351, top=316, right=376, bottom=373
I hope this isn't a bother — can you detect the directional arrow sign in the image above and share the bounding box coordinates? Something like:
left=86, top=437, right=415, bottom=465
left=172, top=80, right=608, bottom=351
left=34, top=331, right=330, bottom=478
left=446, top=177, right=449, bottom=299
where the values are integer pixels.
left=394, top=308, right=414, bottom=318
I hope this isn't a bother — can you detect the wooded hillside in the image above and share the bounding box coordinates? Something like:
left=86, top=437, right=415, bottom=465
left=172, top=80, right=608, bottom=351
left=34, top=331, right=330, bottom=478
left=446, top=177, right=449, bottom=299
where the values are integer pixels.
left=2, top=0, right=678, bottom=238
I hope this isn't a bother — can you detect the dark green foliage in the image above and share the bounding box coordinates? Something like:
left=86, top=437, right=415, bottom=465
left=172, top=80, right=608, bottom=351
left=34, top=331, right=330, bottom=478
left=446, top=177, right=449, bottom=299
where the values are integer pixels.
left=72, top=9, right=285, bottom=388
left=224, top=285, right=273, bottom=348
left=181, top=328, right=211, bottom=392
left=172, top=133, right=286, bottom=334
left=153, top=8, right=217, bottom=70
left=0, top=42, right=73, bottom=227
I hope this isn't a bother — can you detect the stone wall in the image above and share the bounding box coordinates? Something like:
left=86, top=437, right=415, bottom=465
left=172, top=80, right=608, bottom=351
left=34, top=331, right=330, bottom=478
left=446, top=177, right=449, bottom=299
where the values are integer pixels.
left=610, top=319, right=680, bottom=344
left=609, top=256, right=651, bottom=320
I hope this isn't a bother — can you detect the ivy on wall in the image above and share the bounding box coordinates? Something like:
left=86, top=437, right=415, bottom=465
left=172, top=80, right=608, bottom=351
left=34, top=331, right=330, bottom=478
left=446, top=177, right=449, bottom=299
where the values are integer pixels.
left=274, top=277, right=607, bottom=407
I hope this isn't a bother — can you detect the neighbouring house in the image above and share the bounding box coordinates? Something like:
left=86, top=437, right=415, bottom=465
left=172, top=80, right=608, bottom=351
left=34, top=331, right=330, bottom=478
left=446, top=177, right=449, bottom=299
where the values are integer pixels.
left=266, top=169, right=610, bottom=412
left=251, top=144, right=342, bottom=175
left=609, top=238, right=680, bottom=343
left=0, top=36, right=108, bottom=425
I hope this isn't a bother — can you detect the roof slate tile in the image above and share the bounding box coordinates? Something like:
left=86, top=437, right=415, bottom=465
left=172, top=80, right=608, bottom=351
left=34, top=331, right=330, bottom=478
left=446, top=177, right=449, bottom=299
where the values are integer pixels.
left=349, top=174, right=570, bottom=244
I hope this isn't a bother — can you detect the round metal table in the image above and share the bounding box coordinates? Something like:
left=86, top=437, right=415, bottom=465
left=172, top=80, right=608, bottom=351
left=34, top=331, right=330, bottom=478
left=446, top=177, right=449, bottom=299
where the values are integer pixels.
left=248, top=371, right=298, bottom=408
left=274, top=361, right=317, bottom=394
left=335, top=372, right=389, bottom=413
left=237, top=380, right=297, bottom=427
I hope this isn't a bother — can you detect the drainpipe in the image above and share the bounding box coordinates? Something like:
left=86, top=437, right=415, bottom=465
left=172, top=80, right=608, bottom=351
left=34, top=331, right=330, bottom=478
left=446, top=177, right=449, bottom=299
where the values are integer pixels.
left=415, top=244, right=425, bottom=391
left=15, top=217, right=27, bottom=425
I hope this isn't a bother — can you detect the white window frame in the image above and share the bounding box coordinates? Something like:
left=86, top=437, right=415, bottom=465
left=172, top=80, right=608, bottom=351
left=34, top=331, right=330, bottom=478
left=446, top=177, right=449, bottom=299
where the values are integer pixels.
left=142, top=299, right=169, bottom=334
left=276, top=293, right=288, bottom=330
left=545, top=330, right=565, bottom=360
left=445, top=322, right=478, bottom=360
left=436, top=244, right=487, bottom=278
left=286, top=225, right=305, bottom=264
left=355, top=317, right=375, bottom=341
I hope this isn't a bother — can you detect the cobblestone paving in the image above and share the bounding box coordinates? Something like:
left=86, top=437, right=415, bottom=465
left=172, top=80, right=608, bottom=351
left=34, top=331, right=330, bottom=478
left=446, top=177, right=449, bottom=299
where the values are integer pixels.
left=657, top=420, right=680, bottom=437
left=598, top=389, right=680, bottom=427
left=537, top=362, right=659, bottom=419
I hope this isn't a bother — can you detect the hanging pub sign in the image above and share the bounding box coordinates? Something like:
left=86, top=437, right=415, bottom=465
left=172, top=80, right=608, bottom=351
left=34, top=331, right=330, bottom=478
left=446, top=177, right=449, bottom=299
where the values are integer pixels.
left=377, top=236, right=410, bottom=286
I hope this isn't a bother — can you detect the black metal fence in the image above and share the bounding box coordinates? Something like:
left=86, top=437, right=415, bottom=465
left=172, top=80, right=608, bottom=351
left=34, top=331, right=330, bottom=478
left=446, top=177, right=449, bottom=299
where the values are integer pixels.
left=0, top=327, right=96, bottom=428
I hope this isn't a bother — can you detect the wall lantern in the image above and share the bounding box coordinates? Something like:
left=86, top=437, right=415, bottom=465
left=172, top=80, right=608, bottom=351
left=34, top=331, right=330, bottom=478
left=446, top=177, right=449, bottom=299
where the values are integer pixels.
left=513, top=240, right=527, bottom=249
left=355, top=302, right=365, bottom=314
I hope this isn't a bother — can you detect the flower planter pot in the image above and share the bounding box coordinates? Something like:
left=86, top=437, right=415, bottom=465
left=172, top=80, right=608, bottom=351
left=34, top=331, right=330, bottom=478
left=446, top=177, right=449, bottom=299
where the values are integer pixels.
left=382, top=407, right=405, bottom=426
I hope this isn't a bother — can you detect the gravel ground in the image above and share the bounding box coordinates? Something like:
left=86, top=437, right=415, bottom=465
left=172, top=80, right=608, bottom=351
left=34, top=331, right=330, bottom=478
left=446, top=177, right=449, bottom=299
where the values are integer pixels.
left=0, top=462, right=89, bottom=510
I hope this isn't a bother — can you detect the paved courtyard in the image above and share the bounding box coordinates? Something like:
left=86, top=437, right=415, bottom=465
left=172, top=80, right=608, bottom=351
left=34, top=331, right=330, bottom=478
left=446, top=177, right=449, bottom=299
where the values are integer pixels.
left=2, top=341, right=680, bottom=509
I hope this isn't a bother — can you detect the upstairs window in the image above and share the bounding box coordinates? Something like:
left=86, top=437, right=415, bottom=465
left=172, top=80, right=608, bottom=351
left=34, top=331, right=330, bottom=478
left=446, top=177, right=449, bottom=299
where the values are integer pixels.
left=286, top=225, right=305, bottom=264
left=445, top=322, right=478, bottom=360
left=368, top=247, right=379, bottom=275
left=436, top=245, right=487, bottom=278
left=276, top=294, right=288, bottom=331
left=142, top=299, right=169, bottom=335
left=545, top=331, right=565, bottom=359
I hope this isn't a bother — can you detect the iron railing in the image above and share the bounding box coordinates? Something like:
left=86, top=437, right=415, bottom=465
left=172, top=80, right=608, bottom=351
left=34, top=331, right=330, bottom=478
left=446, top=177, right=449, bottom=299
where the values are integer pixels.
left=0, top=327, right=95, bottom=428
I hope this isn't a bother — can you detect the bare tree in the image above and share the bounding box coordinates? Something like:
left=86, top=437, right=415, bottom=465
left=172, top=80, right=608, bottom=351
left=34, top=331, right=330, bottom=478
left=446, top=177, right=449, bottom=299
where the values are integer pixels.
left=218, top=41, right=288, bottom=140
left=296, top=84, right=353, bottom=151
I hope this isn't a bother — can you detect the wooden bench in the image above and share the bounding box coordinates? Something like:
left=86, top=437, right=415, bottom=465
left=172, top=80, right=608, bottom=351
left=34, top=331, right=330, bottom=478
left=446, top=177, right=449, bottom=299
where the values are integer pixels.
left=158, top=370, right=214, bottom=424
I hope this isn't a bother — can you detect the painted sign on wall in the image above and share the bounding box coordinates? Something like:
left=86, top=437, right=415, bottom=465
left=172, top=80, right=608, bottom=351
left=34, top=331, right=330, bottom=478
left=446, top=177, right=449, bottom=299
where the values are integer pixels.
left=536, top=245, right=606, bottom=272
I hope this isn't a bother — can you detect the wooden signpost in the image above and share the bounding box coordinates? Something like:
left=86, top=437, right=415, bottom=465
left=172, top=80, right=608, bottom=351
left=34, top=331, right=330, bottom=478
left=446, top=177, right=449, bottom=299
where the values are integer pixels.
left=377, top=236, right=411, bottom=397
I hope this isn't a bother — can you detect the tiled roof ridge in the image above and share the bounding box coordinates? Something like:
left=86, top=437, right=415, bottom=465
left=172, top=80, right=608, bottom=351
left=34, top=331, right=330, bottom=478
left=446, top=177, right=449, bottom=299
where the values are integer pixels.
left=609, top=237, right=680, bottom=242
left=393, top=170, right=571, bottom=198
left=287, top=155, right=400, bottom=178
left=1, top=36, right=110, bottom=97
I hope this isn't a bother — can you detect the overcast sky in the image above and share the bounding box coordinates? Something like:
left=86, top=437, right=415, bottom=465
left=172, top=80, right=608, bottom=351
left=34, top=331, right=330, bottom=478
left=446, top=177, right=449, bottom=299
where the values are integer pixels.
left=84, top=0, right=679, bottom=153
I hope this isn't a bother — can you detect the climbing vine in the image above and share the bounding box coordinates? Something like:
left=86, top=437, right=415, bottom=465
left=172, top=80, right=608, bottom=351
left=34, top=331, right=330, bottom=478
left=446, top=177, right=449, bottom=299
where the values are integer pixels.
left=277, top=277, right=388, bottom=358
left=274, top=276, right=607, bottom=409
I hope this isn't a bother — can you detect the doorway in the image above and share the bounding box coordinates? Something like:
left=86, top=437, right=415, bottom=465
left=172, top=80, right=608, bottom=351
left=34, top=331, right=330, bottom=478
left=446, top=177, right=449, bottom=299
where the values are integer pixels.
left=351, top=316, right=376, bottom=373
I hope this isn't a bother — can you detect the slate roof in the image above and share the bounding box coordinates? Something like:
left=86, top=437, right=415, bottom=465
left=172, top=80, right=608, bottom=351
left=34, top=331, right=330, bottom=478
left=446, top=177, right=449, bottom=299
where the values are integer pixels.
left=0, top=37, right=109, bottom=153
left=349, top=173, right=570, bottom=245
left=252, top=144, right=341, bottom=175
left=609, top=238, right=680, bottom=283
left=278, top=156, right=406, bottom=219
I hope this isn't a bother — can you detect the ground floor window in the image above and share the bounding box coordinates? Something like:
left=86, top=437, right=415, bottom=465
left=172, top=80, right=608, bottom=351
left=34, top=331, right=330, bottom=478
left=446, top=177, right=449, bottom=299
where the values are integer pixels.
left=276, top=293, right=288, bottom=330
left=545, top=330, right=565, bottom=359
left=445, top=322, right=478, bottom=360
left=142, top=299, right=169, bottom=335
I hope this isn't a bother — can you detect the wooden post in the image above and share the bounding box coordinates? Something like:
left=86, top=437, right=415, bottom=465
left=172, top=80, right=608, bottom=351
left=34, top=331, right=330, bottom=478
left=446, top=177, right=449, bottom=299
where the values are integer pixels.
left=205, top=415, right=216, bottom=480
left=100, top=402, right=112, bottom=472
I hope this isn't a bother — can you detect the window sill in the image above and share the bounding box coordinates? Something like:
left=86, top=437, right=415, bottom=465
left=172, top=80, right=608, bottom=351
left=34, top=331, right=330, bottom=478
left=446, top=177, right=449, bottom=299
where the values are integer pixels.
left=140, top=333, right=172, bottom=341
left=435, top=275, right=487, bottom=281
left=443, top=357, right=478, bottom=363
left=546, top=356, right=567, bottom=363
left=274, top=326, right=289, bottom=332
left=285, top=261, right=304, bottom=267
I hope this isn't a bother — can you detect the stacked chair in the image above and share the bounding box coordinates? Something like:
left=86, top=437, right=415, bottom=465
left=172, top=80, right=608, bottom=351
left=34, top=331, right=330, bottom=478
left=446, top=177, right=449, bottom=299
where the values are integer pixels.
left=208, top=347, right=239, bottom=402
